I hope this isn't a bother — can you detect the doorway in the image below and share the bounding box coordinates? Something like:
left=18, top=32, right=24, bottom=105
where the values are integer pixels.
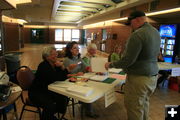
left=31, top=29, right=45, bottom=43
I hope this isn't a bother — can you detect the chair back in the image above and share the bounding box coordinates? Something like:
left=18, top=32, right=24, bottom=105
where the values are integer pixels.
left=16, top=66, right=35, bottom=90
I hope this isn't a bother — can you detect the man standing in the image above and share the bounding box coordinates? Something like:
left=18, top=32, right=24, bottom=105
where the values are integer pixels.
left=105, top=11, right=161, bottom=120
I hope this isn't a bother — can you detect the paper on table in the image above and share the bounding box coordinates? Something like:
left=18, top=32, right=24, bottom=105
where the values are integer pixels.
left=108, top=68, right=122, bottom=73
left=110, top=74, right=126, bottom=80
left=91, top=57, right=108, bottom=72
left=78, top=73, right=96, bottom=79
left=66, top=85, right=93, bottom=97
left=90, top=75, right=108, bottom=82
left=171, top=68, right=180, bottom=76
left=51, top=81, right=74, bottom=88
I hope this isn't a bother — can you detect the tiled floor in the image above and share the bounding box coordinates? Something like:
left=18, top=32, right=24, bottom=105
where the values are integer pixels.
left=3, top=44, right=180, bottom=120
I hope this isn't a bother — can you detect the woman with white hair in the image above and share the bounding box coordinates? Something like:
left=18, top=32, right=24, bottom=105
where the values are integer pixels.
left=82, top=43, right=97, bottom=70
left=29, top=46, right=76, bottom=120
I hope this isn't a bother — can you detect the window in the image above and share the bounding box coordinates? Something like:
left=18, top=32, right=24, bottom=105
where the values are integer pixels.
left=55, top=29, right=63, bottom=41
left=72, top=29, right=80, bottom=41
left=55, top=29, right=80, bottom=42
left=64, top=29, right=71, bottom=41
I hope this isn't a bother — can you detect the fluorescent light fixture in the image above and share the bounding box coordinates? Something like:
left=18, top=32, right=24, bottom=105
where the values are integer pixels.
left=109, top=7, right=180, bottom=22
left=2, top=15, right=27, bottom=24
left=24, top=25, right=48, bottom=28
left=109, top=17, right=128, bottom=22
left=5, top=0, right=32, bottom=8
left=146, top=7, right=180, bottom=16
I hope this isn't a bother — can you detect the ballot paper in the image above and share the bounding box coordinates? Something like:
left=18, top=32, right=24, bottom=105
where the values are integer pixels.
left=90, top=75, right=108, bottom=82
left=51, top=81, right=74, bottom=88
left=66, top=85, right=93, bottom=97
left=110, top=74, right=126, bottom=80
left=78, top=73, right=96, bottom=79
left=108, top=68, right=122, bottom=73
left=91, top=57, right=108, bottom=72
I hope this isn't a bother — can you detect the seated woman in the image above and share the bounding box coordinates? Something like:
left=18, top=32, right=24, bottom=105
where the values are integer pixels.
left=63, top=41, right=98, bottom=118
left=29, top=46, right=76, bottom=120
left=64, top=41, right=87, bottom=75
left=109, top=45, right=122, bottom=62
left=82, top=43, right=97, bottom=71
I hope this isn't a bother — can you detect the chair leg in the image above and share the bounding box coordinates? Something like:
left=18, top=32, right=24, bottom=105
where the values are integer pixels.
left=37, top=107, right=42, bottom=120
left=19, top=105, right=26, bottom=120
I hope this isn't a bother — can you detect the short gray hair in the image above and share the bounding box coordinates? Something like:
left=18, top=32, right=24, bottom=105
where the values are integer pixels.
left=42, top=46, right=56, bottom=60
left=87, top=43, right=97, bottom=50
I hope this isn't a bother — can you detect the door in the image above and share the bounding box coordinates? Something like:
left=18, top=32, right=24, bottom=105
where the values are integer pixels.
left=31, top=29, right=45, bottom=43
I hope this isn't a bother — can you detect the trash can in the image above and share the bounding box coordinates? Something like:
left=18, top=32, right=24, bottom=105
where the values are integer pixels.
left=4, top=52, right=21, bottom=74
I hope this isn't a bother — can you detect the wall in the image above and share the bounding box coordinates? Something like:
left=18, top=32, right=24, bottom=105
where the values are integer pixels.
left=3, top=22, right=19, bottom=52
left=23, top=27, right=83, bottom=44
left=86, top=22, right=131, bottom=53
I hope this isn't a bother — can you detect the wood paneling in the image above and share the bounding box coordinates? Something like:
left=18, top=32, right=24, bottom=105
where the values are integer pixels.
left=4, top=22, right=19, bottom=52
left=86, top=22, right=131, bottom=53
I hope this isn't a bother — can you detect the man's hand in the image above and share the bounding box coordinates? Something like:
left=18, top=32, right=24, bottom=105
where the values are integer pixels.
left=105, top=62, right=112, bottom=70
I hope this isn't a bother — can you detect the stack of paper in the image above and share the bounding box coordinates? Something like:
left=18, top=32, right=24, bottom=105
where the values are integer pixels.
left=66, top=85, right=93, bottom=97
left=110, top=74, right=126, bottom=80
left=51, top=81, right=74, bottom=88
left=90, top=75, right=108, bottom=82
left=108, top=68, right=122, bottom=73
left=78, top=73, right=95, bottom=79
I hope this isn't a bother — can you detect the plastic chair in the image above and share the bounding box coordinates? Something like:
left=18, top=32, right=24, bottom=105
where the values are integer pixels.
left=16, top=66, right=42, bottom=120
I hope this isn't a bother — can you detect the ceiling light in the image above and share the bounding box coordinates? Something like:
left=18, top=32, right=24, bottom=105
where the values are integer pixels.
left=146, top=7, right=180, bottom=16
left=5, top=0, right=32, bottom=8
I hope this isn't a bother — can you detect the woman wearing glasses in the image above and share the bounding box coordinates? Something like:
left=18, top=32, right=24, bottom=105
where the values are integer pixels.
left=63, top=41, right=99, bottom=118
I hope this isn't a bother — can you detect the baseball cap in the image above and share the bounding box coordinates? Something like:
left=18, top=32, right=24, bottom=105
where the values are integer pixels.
left=125, top=10, right=146, bottom=25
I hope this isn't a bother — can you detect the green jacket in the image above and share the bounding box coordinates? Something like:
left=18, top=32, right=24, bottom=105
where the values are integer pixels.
left=110, top=23, right=161, bottom=76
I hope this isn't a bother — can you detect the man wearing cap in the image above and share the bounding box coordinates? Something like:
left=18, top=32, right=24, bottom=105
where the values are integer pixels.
left=105, top=10, right=161, bottom=120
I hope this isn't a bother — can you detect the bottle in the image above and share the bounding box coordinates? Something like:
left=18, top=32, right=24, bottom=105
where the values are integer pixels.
left=175, top=55, right=179, bottom=64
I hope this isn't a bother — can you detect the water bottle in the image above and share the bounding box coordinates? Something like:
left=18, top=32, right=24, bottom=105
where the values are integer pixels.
left=175, top=56, right=179, bottom=64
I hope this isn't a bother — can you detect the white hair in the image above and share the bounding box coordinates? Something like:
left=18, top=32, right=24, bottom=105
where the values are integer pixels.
left=42, top=46, right=56, bottom=60
left=87, top=43, right=97, bottom=50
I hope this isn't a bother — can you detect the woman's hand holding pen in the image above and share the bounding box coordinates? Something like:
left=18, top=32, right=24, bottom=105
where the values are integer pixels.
left=67, top=64, right=77, bottom=72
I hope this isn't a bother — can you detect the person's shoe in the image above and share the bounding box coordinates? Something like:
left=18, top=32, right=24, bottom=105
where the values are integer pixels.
left=85, top=113, right=99, bottom=119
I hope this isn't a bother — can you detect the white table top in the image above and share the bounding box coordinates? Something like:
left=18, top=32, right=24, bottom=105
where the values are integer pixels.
left=158, top=62, right=180, bottom=70
left=48, top=79, right=122, bottom=103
